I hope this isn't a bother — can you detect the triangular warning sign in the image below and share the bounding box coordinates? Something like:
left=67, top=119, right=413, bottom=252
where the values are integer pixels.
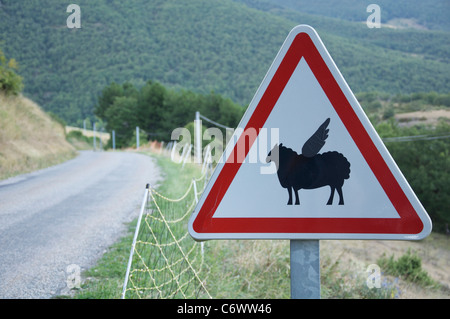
left=188, top=25, right=432, bottom=240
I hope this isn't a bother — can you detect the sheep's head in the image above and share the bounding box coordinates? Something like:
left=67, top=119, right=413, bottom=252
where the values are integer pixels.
left=266, top=143, right=281, bottom=164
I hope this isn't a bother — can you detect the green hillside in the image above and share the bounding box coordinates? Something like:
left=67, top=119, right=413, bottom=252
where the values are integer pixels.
left=245, top=0, right=450, bottom=31
left=0, top=0, right=449, bottom=126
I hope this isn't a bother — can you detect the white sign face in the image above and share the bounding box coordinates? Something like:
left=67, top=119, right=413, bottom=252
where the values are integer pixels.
left=188, top=25, right=432, bottom=241
left=214, top=58, right=399, bottom=220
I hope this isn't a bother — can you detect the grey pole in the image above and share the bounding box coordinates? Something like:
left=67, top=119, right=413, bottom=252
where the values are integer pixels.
left=290, top=240, right=321, bottom=299
left=112, top=130, right=116, bottom=150
left=93, top=123, right=96, bottom=151
left=194, top=111, right=202, bottom=164
left=136, top=126, right=140, bottom=149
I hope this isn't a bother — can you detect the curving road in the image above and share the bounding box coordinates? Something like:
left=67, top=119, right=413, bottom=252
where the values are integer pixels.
left=0, top=151, right=161, bottom=298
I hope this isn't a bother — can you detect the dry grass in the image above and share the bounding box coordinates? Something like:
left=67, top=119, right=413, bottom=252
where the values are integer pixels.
left=66, top=126, right=110, bottom=145
left=204, top=235, right=450, bottom=299
left=320, top=233, right=450, bottom=298
left=0, top=93, right=77, bottom=180
left=395, top=109, right=450, bottom=127
left=204, top=240, right=291, bottom=298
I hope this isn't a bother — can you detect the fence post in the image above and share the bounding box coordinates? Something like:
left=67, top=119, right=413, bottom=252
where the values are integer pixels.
left=122, top=184, right=150, bottom=299
left=192, top=179, right=204, bottom=256
left=182, top=144, right=192, bottom=168
left=195, top=111, right=202, bottom=164
left=171, top=141, right=177, bottom=161
left=201, top=145, right=211, bottom=174
left=178, top=144, right=189, bottom=164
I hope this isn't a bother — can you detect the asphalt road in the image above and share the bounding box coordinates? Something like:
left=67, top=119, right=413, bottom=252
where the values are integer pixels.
left=0, top=151, right=161, bottom=298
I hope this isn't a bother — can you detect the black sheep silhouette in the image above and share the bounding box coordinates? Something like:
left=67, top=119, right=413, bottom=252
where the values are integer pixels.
left=266, top=118, right=350, bottom=205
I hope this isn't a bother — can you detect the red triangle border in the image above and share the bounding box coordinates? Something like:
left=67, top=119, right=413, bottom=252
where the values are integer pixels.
left=192, top=29, right=425, bottom=236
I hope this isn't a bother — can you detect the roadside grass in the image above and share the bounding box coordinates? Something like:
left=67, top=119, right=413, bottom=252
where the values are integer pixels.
left=204, top=240, right=291, bottom=298
left=66, top=126, right=110, bottom=147
left=70, top=221, right=137, bottom=299
left=65, top=130, right=98, bottom=151
left=69, top=151, right=292, bottom=299
left=69, top=149, right=444, bottom=299
left=320, top=253, right=402, bottom=299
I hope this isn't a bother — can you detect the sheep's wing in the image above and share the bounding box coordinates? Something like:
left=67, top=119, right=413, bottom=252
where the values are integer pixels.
left=301, top=118, right=330, bottom=157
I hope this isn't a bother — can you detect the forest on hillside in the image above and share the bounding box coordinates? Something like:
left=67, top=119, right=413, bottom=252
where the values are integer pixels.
left=376, top=119, right=449, bottom=234
left=242, top=0, right=450, bottom=31
left=0, top=0, right=449, bottom=125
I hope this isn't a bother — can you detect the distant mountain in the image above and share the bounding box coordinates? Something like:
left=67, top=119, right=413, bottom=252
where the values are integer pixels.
left=0, top=0, right=449, bottom=125
left=239, top=0, right=450, bottom=31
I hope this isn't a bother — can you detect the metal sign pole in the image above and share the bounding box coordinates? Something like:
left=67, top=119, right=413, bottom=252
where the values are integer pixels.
left=136, top=126, right=140, bottom=149
left=93, top=122, right=96, bottom=151
left=290, top=240, right=320, bottom=299
left=195, top=111, right=202, bottom=164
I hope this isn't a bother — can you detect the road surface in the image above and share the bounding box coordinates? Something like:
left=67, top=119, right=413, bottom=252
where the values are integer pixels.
left=0, top=151, right=161, bottom=298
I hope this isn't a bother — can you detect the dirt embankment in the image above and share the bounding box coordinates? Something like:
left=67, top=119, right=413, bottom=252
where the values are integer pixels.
left=0, top=93, right=77, bottom=180
left=321, top=232, right=450, bottom=298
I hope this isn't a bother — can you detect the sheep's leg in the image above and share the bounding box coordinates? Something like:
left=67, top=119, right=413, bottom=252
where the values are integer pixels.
left=327, top=186, right=335, bottom=205
left=287, top=187, right=293, bottom=205
left=337, top=187, right=344, bottom=205
left=294, top=189, right=300, bottom=205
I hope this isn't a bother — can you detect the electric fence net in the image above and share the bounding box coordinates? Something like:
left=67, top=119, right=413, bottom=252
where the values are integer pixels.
left=122, top=174, right=211, bottom=299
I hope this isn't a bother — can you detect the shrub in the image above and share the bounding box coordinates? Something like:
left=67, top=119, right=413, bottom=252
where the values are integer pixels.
left=377, top=250, right=436, bottom=287
left=0, top=49, right=23, bottom=95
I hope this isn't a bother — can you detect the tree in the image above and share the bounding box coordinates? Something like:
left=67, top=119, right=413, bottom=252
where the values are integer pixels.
left=137, top=81, right=168, bottom=138
left=94, top=82, right=124, bottom=119
left=95, top=82, right=138, bottom=119
left=95, top=80, right=245, bottom=148
left=0, top=49, right=23, bottom=95
left=105, top=96, right=138, bottom=148
left=378, top=120, right=450, bottom=233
